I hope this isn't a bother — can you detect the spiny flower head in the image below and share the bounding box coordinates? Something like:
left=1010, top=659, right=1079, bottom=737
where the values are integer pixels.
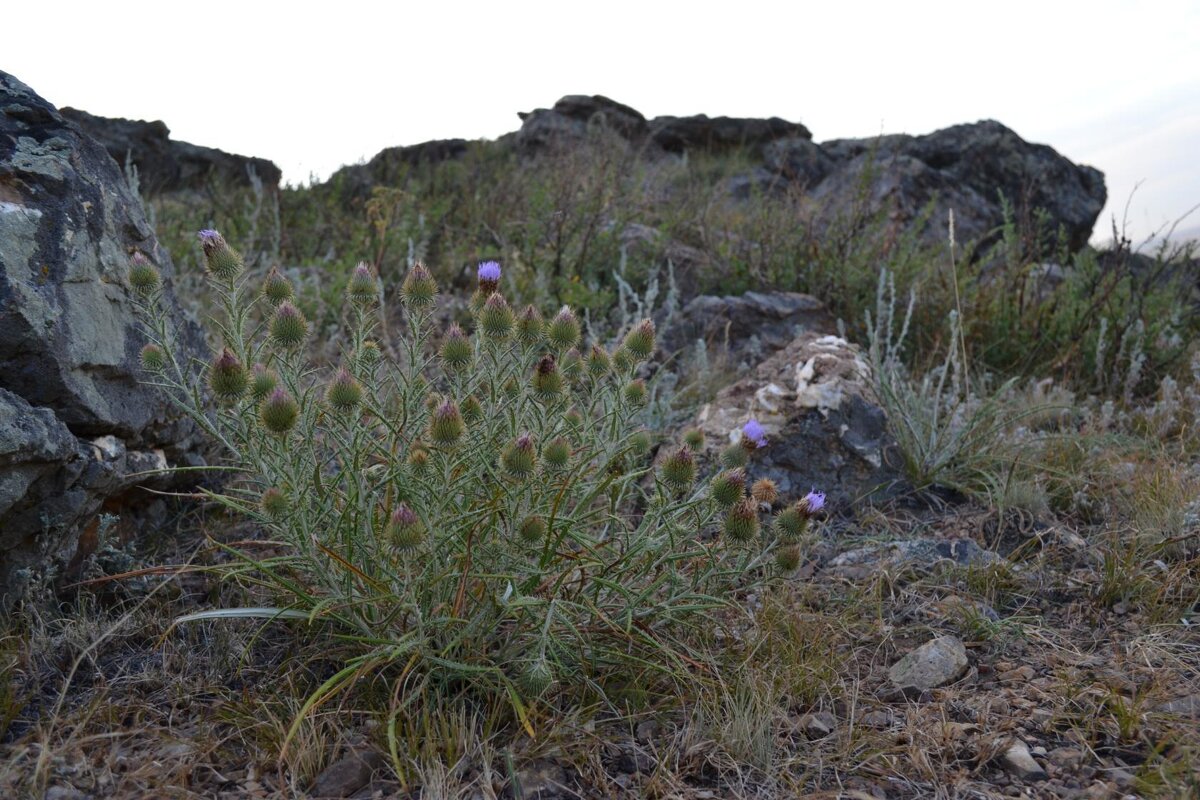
left=269, top=301, right=308, bottom=348
left=660, top=446, right=697, bottom=492
left=532, top=355, right=564, bottom=400
left=128, top=252, right=160, bottom=296
left=710, top=468, right=746, bottom=507
left=622, top=318, right=656, bottom=361
left=325, top=367, right=363, bottom=412
left=516, top=305, right=544, bottom=346
left=564, top=407, right=584, bottom=429
left=139, top=343, right=167, bottom=372
left=560, top=348, right=583, bottom=382
left=460, top=394, right=483, bottom=424
left=546, top=306, right=581, bottom=350
left=741, top=419, right=768, bottom=450
left=355, top=340, right=381, bottom=369
left=262, top=266, right=293, bottom=305
left=208, top=348, right=249, bottom=403
left=198, top=229, right=244, bottom=281
left=478, top=293, right=515, bottom=339
left=724, top=498, right=760, bottom=543
left=477, top=260, right=501, bottom=294
left=683, top=428, right=705, bottom=450
left=347, top=261, right=378, bottom=305
left=518, top=515, right=547, bottom=544
left=401, top=262, right=438, bottom=307
left=387, top=504, right=425, bottom=550
left=259, top=387, right=300, bottom=434
left=629, top=428, right=652, bottom=455
left=751, top=477, right=778, bottom=505
left=774, top=543, right=802, bottom=572
left=587, top=344, right=611, bottom=379
left=622, top=378, right=648, bottom=407
left=798, top=489, right=826, bottom=517
left=774, top=505, right=807, bottom=541
left=429, top=399, right=465, bottom=446
left=501, top=433, right=537, bottom=479
left=260, top=487, right=289, bottom=519
left=407, top=442, right=430, bottom=472
left=720, top=442, right=749, bottom=469
left=543, top=435, right=571, bottom=469
left=440, top=324, right=473, bottom=371
left=251, top=364, right=279, bottom=400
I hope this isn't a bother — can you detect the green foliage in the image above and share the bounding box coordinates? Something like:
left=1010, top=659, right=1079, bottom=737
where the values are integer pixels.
left=132, top=236, right=798, bottom=731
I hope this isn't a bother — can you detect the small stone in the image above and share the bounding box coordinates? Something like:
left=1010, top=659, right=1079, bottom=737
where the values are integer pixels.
left=45, top=788, right=89, bottom=800
left=1156, top=694, right=1200, bottom=718
left=858, top=709, right=896, bottom=729
left=1000, top=739, right=1048, bottom=782
left=309, top=750, right=385, bottom=798
left=998, top=665, right=1036, bottom=683
left=799, top=712, right=835, bottom=739
left=1047, top=747, right=1085, bottom=770
left=634, top=719, right=660, bottom=743
left=888, top=636, right=969, bottom=691
left=512, top=759, right=577, bottom=799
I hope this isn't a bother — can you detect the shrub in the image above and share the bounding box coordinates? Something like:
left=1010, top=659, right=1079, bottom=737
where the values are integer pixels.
left=132, top=234, right=812, bottom=732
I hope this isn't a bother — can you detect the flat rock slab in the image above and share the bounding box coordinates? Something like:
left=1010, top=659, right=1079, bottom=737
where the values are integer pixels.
left=889, top=635, right=969, bottom=691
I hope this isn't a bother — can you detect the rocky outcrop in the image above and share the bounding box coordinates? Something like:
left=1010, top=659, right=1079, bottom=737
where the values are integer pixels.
left=663, top=290, right=834, bottom=368
left=325, top=138, right=471, bottom=197
left=0, top=71, right=208, bottom=597
left=693, top=332, right=900, bottom=506
left=515, top=94, right=811, bottom=157
left=810, top=121, right=1106, bottom=251
left=60, top=107, right=281, bottom=195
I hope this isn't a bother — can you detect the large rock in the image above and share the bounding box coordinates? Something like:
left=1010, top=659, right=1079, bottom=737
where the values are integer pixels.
left=324, top=138, right=471, bottom=197
left=649, top=114, right=811, bottom=154
left=60, top=107, right=281, bottom=195
left=663, top=290, right=834, bottom=369
left=0, top=71, right=207, bottom=597
left=693, top=332, right=900, bottom=506
left=808, top=121, right=1106, bottom=251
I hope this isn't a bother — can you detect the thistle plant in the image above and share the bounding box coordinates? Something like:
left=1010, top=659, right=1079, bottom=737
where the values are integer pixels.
left=132, top=235, right=812, bottom=724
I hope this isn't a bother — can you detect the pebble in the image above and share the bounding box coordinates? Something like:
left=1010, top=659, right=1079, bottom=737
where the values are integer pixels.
left=888, top=636, right=969, bottom=691
left=1000, top=739, right=1048, bottom=782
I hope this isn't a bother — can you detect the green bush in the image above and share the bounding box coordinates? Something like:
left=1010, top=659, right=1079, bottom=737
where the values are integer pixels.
left=131, top=232, right=822, bottom=736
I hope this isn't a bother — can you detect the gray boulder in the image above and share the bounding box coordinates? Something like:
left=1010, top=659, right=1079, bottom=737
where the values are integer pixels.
left=693, top=332, right=901, bottom=506
left=60, top=107, right=281, bottom=195
left=809, top=120, right=1106, bottom=251
left=0, top=71, right=207, bottom=597
left=649, top=114, right=811, bottom=154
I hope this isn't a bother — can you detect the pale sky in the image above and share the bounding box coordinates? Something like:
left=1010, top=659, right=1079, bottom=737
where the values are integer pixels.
left=7, top=0, right=1198, bottom=244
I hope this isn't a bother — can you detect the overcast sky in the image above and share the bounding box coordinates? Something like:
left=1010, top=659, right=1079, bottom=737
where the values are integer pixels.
left=7, top=0, right=1198, bottom=244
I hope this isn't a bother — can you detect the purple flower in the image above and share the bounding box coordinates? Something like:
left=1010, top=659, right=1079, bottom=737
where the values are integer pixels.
left=742, top=419, right=768, bottom=449
left=198, top=229, right=221, bottom=245
left=477, top=261, right=502, bottom=282
left=800, top=489, right=826, bottom=515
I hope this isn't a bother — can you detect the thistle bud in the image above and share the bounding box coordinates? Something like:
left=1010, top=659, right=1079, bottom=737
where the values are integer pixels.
left=724, top=498, right=760, bottom=543
left=720, top=443, right=749, bottom=469
left=774, top=543, right=802, bottom=572
left=516, top=305, right=544, bottom=347
left=501, top=433, right=537, bottom=479
left=546, top=306, right=581, bottom=351
left=478, top=293, right=514, bottom=339
left=259, top=388, right=300, bottom=434
left=346, top=261, right=377, bottom=306
left=709, top=469, right=746, bottom=508
left=543, top=436, right=571, bottom=469
left=355, top=340, right=382, bottom=370
left=260, top=487, right=289, bottom=519
left=622, top=378, right=648, bottom=407
left=429, top=400, right=465, bottom=446
left=440, top=324, right=473, bottom=371
left=560, top=348, right=583, bottom=382
left=660, top=446, right=696, bottom=492
left=128, top=252, right=160, bottom=296
left=270, top=301, right=308, bottom=349
left=622, top=318, right=656, bottom=361
left=251, top=364, right=279, bottom=400
left=741, top=419, right=768, bottom=451
left=518, top=515, right=547, bottom=544
left=564, top=407, right=584, bottom=429
left=774, top=505, right=807, bottom=541
left=386, top=504, right=425, bottom=550
left=502, top=377, right=520, bottom=400
left=797, top=489, right=827, bottom=517
left=208, top=348, right=249, bottom=404
left=682, top=428, right=705, bottom=450
left=139, top=343, right=167, bottom=372
left=400, top=262, right=438, bottom=307
left=586, top=344, right=611, bottom=379
left=629, top=428, right=652, bottom=455
left=408, top=442, right=430, bottom=472
left=612, top=346, right=636, bottom=375
left=198, top=229, right=243, bottom=281
left=476, top=260, right=501, bottom=295
left=262, top=266, right=293, bottom=305
left=531, top=355, right=564, bottom=400
left=751, top=478, right=778, bottom=506
left=460, top=394, right=483, bottom=424
left=326, top=367, right=363, bottom=412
